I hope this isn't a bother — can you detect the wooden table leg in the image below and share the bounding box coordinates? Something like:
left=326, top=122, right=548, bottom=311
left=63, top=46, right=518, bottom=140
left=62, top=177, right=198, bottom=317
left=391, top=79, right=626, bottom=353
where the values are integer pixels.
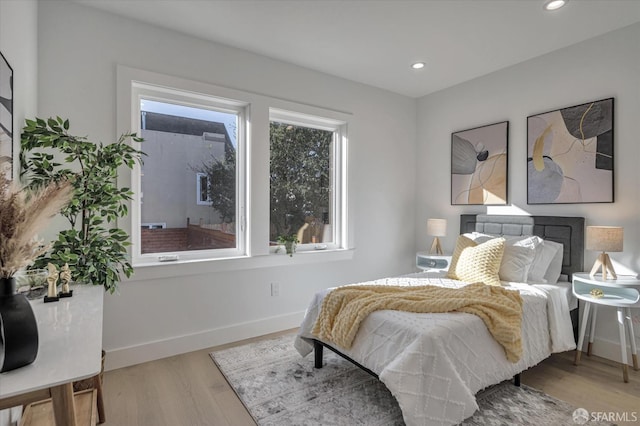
left=50, top=383, right=77, bottom=426
left=94, top=374, right=106, bottom=424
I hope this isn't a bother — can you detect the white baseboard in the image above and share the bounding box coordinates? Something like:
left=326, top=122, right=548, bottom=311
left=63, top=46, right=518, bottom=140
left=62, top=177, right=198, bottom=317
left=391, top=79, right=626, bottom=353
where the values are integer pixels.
left=577, top=335, right=640, bottom=364
left=104, top=310, right=305, bottom=371
left=106, top=316, right=636, bottom=372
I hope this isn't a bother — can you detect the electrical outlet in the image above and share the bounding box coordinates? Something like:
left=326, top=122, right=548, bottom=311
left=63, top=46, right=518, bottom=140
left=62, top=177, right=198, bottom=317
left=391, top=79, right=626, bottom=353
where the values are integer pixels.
left=271, top=282, right=280, bottom=297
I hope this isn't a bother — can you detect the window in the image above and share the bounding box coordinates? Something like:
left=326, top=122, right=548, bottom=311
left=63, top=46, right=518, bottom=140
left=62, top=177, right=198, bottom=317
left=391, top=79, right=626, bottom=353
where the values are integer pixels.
left=269, top=109, right=346, bottom=250
left=130, top=82, right=246, bottom=262
left=120, top=66, right=350, bottom=270
left=196, top=173, right=211, bottom=205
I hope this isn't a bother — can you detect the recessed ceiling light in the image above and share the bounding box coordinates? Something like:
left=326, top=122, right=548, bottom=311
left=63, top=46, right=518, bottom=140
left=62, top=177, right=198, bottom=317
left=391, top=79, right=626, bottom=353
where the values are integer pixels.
left=544, top=0, right=567, bottom=11
left=411, top=62, right=425, bottom=70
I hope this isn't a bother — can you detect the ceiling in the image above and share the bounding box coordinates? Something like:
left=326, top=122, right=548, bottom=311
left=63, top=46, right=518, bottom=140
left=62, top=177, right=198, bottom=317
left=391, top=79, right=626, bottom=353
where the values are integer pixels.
left=74, top=0, right=640, bottom=98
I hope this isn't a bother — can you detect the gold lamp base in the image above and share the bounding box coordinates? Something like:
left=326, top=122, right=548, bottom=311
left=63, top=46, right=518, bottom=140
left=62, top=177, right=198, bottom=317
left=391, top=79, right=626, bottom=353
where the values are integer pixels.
left=589, top=252, right=617, bottom=280
left=429, top=237, right=443, bottom=255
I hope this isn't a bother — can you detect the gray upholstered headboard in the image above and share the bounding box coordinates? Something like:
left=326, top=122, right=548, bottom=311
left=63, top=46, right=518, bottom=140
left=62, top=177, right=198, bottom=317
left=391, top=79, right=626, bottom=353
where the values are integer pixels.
left=460, top=214, right=585, bottom=279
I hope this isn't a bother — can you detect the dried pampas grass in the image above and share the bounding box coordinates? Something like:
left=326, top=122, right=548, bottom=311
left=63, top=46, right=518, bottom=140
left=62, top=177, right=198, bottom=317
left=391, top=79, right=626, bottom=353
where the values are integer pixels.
left=0, top=173, right=73, bottom=278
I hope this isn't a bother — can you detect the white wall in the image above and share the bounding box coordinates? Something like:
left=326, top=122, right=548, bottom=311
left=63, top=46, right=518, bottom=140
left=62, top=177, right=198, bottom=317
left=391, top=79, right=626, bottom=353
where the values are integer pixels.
left=0, top=2, right=37, bottom=424
left=37, top=1, right=417, bottom=369
left=0, top=0, right=37, bottom=179
left=416, top=23, right=640, bottom=362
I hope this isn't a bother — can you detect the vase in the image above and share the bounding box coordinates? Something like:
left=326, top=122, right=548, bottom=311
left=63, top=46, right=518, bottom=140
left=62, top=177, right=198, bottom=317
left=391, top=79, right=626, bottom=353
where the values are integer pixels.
left=0, top=277, right=39, bottom=373
left=285, top=241, right=296, bottom=256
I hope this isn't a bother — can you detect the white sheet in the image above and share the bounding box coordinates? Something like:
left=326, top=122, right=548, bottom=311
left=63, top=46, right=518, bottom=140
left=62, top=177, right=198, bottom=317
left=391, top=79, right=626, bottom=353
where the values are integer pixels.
left=294, top=275, right=576, bottom=426
left=530, top=280, right=577, bottom=353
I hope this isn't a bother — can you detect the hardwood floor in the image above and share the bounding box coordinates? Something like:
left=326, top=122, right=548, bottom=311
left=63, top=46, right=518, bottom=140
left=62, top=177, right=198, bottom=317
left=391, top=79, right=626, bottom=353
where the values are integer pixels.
left=102, top=331, right=640, bottom=426
left=521, top=351, right=640, bottom=425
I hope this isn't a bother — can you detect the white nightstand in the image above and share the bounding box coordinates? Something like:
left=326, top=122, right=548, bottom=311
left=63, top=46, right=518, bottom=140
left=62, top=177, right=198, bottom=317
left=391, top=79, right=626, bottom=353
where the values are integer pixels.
left=572, top=272, right=640, bottom=382
left=416, top=252, right=451, bottom=272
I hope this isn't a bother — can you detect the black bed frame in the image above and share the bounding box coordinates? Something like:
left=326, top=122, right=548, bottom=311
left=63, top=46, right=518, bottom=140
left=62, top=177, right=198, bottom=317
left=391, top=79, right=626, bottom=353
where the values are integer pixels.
left=306, top=214, right=585, bottom=390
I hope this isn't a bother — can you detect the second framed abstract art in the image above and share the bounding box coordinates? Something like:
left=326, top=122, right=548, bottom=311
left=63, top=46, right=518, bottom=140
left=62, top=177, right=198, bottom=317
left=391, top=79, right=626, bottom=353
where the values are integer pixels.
left=451, top=121, right=508, bottom=205
left=527, top=98, right=614, bottom=204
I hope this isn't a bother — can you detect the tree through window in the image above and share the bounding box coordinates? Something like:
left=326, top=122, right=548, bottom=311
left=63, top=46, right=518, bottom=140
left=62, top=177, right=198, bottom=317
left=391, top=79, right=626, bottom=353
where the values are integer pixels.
left=269, top=114, right=340, bottom=247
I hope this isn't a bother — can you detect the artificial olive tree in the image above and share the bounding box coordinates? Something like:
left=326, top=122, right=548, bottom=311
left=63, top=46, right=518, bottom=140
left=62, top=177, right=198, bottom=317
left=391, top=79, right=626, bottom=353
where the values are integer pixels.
left=20, top=117, right=144, bottom=293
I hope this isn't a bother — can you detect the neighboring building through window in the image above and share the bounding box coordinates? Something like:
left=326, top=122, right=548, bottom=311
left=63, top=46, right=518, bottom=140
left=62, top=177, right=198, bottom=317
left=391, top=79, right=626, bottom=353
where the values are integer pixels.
left=137, top=98, right=242, bottom=257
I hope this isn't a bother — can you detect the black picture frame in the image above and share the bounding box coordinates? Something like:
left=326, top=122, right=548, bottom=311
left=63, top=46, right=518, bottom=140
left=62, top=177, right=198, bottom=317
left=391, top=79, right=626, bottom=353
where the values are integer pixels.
left=451, top=121, right=509, bottom=205
left=527, top=98, right=614, bottom=204
left=0, top=50, right=13, bottom=180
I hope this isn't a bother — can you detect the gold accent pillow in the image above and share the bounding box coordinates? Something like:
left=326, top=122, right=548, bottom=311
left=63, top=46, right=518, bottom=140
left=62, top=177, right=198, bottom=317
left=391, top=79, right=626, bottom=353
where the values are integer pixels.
left=447, top=235, right=477, bottom=278
left=447, top=235, right=506, bottom=286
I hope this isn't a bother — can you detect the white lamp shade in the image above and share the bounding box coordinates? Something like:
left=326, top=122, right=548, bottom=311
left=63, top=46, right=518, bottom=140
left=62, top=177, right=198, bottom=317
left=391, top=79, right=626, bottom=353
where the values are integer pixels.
left=427, top=219, right=447, bottom=237
left=586, top=226, right=623, bottom=252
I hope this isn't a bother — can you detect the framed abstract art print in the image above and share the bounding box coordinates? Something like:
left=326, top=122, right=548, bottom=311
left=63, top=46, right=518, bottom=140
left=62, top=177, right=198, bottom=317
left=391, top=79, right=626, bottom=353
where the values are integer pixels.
left=451, top=121, right=508, bottom=205
left=527, top=98, right=614, bottom=204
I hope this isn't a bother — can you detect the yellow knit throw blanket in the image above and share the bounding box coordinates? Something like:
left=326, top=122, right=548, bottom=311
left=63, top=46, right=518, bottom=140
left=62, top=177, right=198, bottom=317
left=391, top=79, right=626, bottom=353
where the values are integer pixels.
left=312, top=282, right=524, bottom=362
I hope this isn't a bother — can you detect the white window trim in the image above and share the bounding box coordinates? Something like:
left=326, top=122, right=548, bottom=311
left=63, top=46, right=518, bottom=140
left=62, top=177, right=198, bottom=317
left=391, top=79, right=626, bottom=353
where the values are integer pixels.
left=116, top=65, right=353, bottom=275
left=127, top=80, right=248, bottom=265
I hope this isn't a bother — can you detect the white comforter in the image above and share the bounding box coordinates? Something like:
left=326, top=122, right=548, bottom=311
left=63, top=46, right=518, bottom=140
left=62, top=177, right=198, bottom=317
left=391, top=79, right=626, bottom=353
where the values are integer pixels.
left=294, top=274, right=576, bottom=426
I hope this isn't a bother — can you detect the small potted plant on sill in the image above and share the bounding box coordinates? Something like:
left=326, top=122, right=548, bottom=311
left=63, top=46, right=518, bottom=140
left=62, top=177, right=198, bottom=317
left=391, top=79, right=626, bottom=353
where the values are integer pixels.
left=277, top=234, right=299, bottom=257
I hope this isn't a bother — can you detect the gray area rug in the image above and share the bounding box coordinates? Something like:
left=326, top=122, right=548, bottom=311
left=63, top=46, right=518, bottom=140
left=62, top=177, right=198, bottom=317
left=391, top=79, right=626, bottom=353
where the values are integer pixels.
left=211, top=334, right=613, bottom=426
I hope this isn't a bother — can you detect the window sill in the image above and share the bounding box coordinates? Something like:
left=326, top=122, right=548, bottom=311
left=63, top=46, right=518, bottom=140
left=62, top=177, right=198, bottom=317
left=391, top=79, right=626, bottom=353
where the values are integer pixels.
left=128, top=248, right=355, bottom=282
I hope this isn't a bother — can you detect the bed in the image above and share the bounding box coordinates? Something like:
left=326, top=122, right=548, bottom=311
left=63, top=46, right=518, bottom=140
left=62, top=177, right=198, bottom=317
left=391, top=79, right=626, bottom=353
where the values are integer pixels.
left=294, top=214, right=584, bottom=426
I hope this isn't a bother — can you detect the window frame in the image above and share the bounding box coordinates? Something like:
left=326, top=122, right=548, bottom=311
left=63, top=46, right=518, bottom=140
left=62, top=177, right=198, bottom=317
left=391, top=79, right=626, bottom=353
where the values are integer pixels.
left=268, top=108, right=347, bottom=253
left=130, top=82, right=248, bottom=265
left=116, top=65, right=353, bottom=275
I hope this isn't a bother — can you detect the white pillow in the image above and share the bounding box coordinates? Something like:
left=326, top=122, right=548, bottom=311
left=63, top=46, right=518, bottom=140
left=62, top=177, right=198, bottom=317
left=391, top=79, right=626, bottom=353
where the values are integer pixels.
left=542, top=240, right=564, bottom=284
left=501, top=236, right=540, bottom=282
left=463, top=232, right=492, bottom=242
left=463, top=233, right=538, bottom=282
left=527, top=236, right=558, bottom=283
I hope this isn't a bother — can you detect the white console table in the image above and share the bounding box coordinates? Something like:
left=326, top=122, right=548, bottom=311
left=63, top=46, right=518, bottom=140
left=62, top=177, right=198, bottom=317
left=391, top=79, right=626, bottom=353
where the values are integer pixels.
left=0, top=285, right=104, bottom=425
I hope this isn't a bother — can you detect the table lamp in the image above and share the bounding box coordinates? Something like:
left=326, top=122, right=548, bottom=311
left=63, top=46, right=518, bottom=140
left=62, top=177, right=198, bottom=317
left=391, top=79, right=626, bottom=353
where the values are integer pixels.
left=427, top=218, right=447, bottom=255
left=586, top=226, right=623, bottom=280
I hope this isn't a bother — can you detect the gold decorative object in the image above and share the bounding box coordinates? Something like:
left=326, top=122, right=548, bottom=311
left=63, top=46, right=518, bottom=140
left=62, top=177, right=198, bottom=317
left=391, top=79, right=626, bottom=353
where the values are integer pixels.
left=59, top=263, right=73, bottom=298
left=44, top=263, right=60, bottom=302
left=590, top=288, right=604, bottom=299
